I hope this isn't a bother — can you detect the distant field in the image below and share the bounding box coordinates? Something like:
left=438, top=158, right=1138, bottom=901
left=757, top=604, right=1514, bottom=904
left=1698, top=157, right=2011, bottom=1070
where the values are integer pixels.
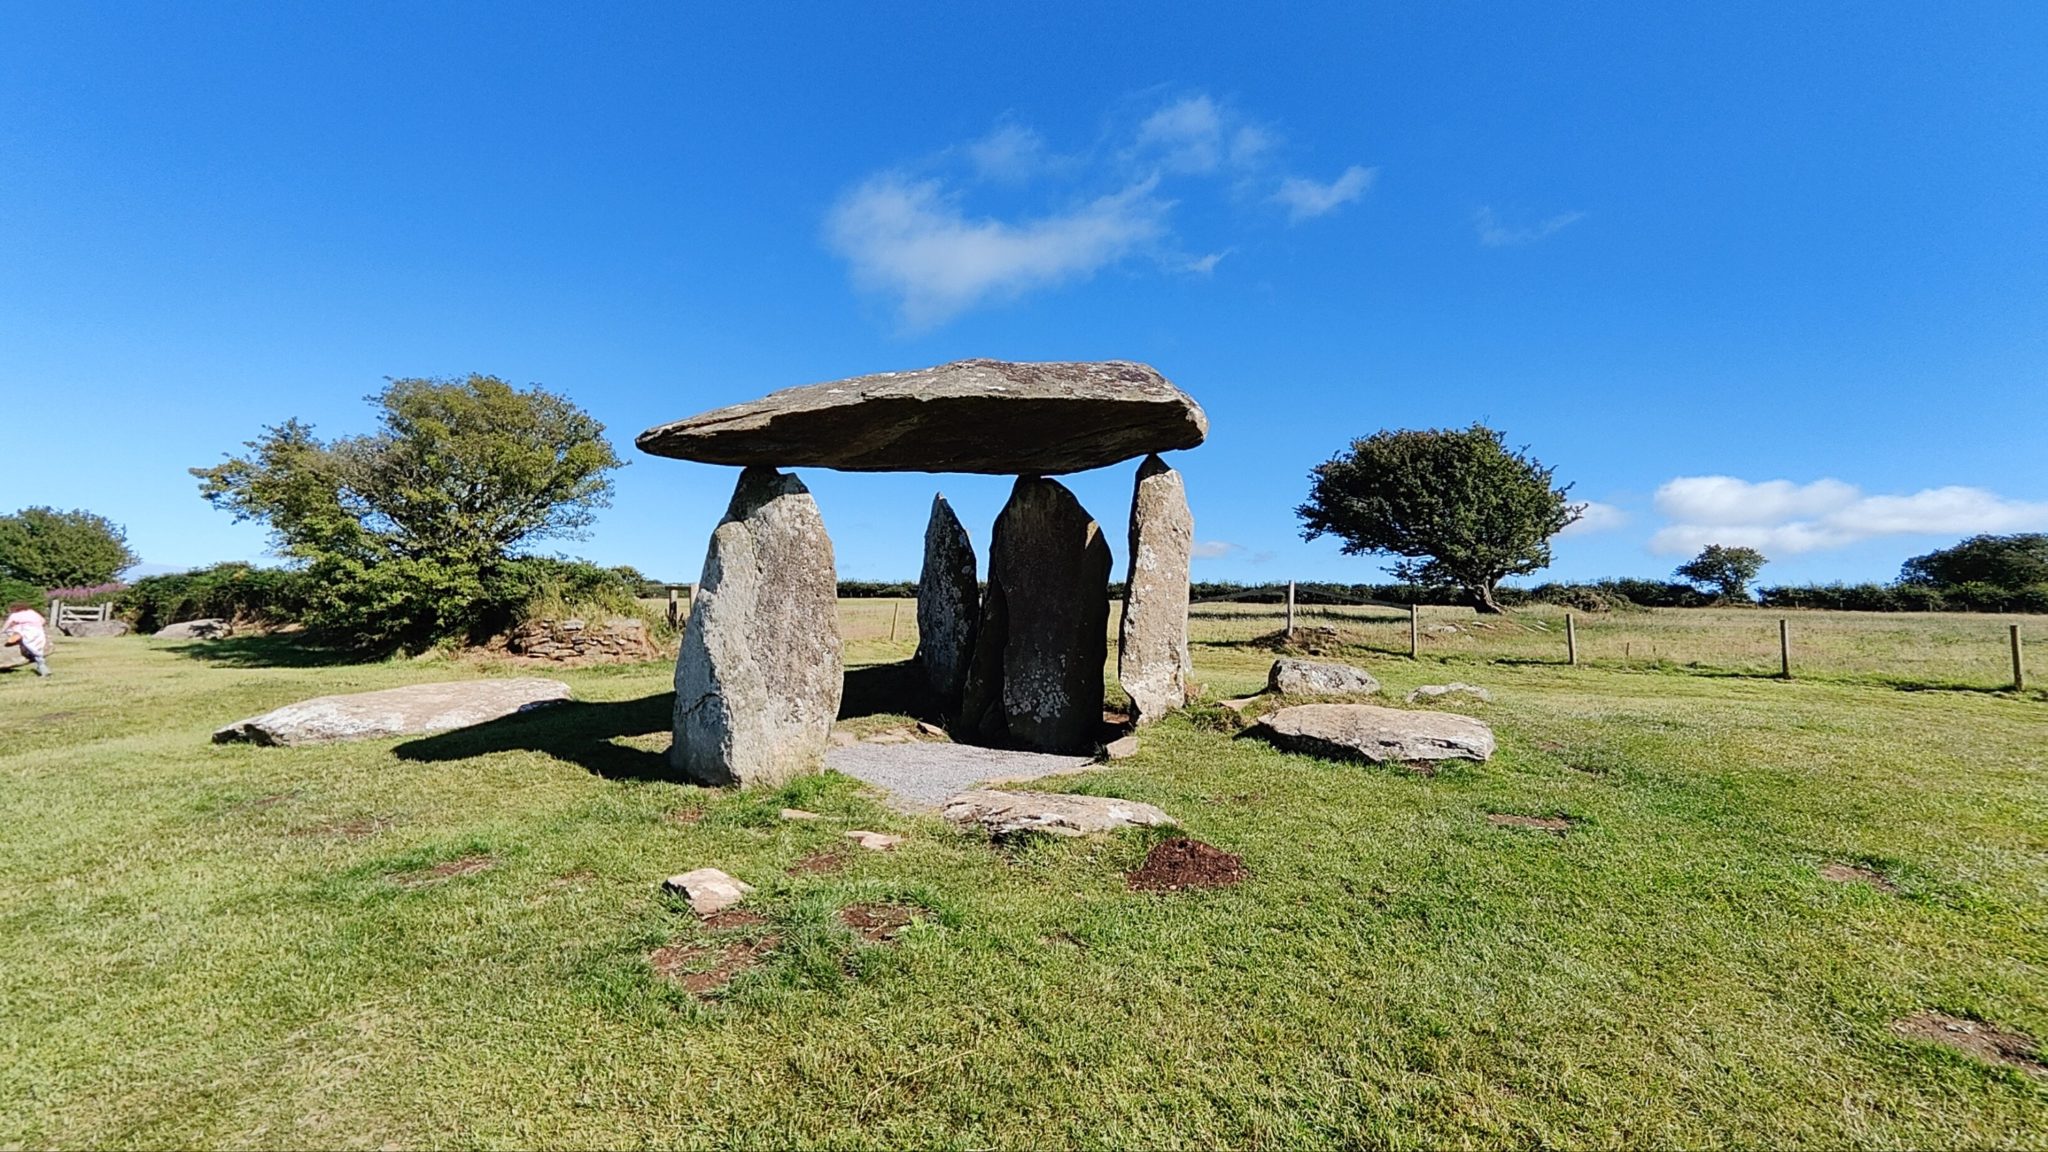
left=3, top=616, right=2042, bottom=1146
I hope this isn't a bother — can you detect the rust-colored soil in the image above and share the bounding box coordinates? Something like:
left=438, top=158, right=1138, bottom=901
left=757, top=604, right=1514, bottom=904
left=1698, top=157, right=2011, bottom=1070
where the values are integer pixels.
left=393, top=854, right=495, bottom=887
left=1893, top=1011, right=2046, bottom=1078
left=1126, top=837, right=1249, bottom=891
left=701, top=909, right=770, bottom=931
left=292, top=814, right=394, bottom=840
left=1488, top=814, right=1572, bottom=833
left=839, top=902, right=917, bottom=943
left=648, top=937, right=778, bottom=997
left=788, top=849, right=850, bottom=875
left=1820, top=863, right=1898, bottom=893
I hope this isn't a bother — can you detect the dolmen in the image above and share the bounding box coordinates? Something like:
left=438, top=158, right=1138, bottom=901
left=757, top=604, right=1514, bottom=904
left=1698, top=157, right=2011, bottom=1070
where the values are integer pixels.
left=638, top=358, right=1206, bottom=788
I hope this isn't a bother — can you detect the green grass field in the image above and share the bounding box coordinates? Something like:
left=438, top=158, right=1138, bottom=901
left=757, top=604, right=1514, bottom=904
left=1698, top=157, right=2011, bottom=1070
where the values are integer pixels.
left=3, top=608, right=2045, bottom=1147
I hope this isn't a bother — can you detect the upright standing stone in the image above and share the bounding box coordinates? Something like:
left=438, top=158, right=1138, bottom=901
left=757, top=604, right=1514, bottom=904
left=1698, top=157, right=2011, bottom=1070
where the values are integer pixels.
left=960, top=477, right=1112, bottom=754
left=1117, top=454, right=1193, bottom=725
left=673, top=467, right=844, bottom=788
left=914, top=493, right=979, bottom=712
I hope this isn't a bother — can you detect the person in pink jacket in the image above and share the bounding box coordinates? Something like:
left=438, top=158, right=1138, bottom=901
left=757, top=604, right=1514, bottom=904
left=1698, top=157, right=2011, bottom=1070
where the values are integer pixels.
left=4, top=602, right=51, bottom=677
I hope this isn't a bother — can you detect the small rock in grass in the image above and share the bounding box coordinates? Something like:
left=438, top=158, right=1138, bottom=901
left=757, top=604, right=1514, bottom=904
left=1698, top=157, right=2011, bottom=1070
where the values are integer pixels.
left=1102, top=734, right=1140, bottom=760
left=1406, top=682, right=1492, bottom=704
left=779, top=807, right=821, bottom=821
left=916, top=721, right=949, bottom=739
left=843, top=830, right=904, bottom=851
left=1248, top=703, right=1495, bottom=765
left=662, top=867, right=754, bottom=916
left=1267, top=658, right=1380, bottom=697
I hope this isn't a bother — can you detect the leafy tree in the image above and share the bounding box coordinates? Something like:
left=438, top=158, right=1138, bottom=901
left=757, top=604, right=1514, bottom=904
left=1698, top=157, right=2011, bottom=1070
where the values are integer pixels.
left=1296, top=424, right=1582, bottom=614
left=1674, top=544, right=1768, bottom=603
left=0, top=506, right=140, bottom=590
left=193, top=374, right=623, bottom=648
left=1899, top=533, right=2048, bottom=592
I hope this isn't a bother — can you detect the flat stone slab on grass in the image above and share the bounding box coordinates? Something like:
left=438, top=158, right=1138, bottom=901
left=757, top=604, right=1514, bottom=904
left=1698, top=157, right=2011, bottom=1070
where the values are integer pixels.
left=825, top=742, right=1094, bottom=809
left=1407, top=682, right=1493, bottom=704
left=662, top=868, right=754, bottom=916
left=940, top=789, right=1175, bottom=838
left=635, top=359, right=1207, bottom=475
left=213, top=679, right=571, bottom=746
left=1248, top=703, right=1496, bottom=765
left=158, top=618, right=230, bottom=639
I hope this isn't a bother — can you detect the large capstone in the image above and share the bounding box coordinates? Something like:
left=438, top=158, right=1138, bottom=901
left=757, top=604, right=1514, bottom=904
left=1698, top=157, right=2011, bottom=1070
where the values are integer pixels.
left=673, top=467, right=844, bottom=789
left=1117, top=454, right=1193, bottom=725
left=959, top=477, right=1111, bottom=754
left=635, top=359, right=1208, bottom=475
left=914, top=493, right=979, bottom=711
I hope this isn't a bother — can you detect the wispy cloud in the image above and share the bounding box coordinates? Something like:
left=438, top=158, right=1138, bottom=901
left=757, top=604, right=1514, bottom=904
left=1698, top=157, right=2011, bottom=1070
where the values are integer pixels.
left=824, top=173, right=1168, bottom=330
left=1191, top=540, right=1242, bottom=558
left=1273, top=165, right=1377, bottom=223
left=1647, top=476, right=2048, bottom=555
left=1558, top=501, right=1628, bottom=537
left=826, top=92, right=1373, bottom=327
left=1475, top=206, right=1585, bottom=247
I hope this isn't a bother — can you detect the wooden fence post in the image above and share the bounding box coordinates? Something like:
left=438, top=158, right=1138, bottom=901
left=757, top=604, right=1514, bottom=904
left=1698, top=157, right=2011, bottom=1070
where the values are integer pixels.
left=1409, top=603, right=1419, bottom=659
left=889, top=601, right=900, bottom=643
left=1779, top=618, right=1792, bottom=679
left=1566, top=613, right=1578, bottom=666
left=1284, top=581, right=1296, bottom=638
left=2013, top=623, right=2026, bottom=692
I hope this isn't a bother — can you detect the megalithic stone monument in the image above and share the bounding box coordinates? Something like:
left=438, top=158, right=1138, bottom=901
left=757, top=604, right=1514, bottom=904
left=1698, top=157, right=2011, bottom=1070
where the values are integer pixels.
left=673, top=466, right=844, bottom=788
left=961, top=477, right=1112, bottom=754
left=1117, top=454, right=1194, bottom=724
left=914, top=493, right=980, bottom=712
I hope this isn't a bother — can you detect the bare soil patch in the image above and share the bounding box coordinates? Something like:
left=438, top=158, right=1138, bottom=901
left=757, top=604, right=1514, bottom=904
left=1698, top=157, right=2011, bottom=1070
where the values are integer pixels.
left=788, top=849, right=850, bottom=875
left=664, top=808, right=705, bottom=827
left=701, top=909, right=770, bottom=932
left=648, top=937, right=778, bottom=997
left=839, top=902, right=918, bottom=943
left=1488, top=814, right=1572, bottom=834
left=1126, top=837, right=1249, bottom=891
left=1820, top=863, right=1898, bottom=893
left=394, top=854, right=495, bottom=887
left=1892, top=1011, right=2047, bottom=1078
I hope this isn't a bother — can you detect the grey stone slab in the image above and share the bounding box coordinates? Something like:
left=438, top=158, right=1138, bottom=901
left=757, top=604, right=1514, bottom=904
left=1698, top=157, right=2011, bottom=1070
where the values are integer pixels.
left=825, top=741, right=1094, bottom=810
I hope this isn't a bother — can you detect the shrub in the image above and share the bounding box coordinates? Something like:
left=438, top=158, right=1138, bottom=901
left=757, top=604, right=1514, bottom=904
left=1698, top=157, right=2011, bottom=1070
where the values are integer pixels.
left=119, top=564, right=308, bottom=633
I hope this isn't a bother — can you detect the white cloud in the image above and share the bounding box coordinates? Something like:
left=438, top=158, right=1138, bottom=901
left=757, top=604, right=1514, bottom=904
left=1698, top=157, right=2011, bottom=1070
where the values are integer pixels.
left=1273, top=165, right=1377, bottom=223
left=1191, top=540, right=1242, bottom=558
left=1647, top=475, right=2048, bottom=555
left=1136, top=96, right=1227, bottom=173
left=1558, top=501, right=1628, bottom=537
left=824, top=173, right=1168, bottom=329
left=1475, top=206, right=1585, bottom=247
left=966, top=123, right=1046, bottom=182
left=1183, top=250, right=1229, bottom=275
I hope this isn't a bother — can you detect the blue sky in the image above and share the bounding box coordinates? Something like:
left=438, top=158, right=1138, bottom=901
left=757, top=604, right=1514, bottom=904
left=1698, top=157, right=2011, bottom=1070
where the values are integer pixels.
left=4, top=2, right=2044, bottom=588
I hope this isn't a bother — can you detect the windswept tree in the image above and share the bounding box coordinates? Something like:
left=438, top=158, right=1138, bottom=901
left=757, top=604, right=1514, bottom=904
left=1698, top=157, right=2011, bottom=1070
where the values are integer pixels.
left=1296, top=424, right=1582, bottom=613
left=193, top=374, right=623, bottom=646
left=0, top=506, right=140, bottom=590
left=1900, top=533, right=2048, bottom=592
left=1674, top=544, right=1767, bottom=603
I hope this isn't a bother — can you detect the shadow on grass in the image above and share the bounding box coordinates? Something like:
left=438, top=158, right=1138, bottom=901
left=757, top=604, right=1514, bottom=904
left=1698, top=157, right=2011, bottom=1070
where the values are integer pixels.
left=162, top=634, right=381, bottom=668
left=394, top=692, right=679, bottom=781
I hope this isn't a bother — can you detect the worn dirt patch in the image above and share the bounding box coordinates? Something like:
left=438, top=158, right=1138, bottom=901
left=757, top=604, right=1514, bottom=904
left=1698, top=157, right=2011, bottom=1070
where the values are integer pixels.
left=648, top=937, right=778, bottom=997
left=1126, top=837, right=1249, bottom=891
left=788, top=849, right=850, bottom=875
left=1820, top=863, right=1899, bottom=892
left=1893, top=1011, right=2047, bottom=1078
left=839, top=902, right=917, bottom=943
left=701, top=909, right=771, bottom=931
left=664, top=808, right=706, bottom=827
left=1488, top=814, right=1572, bottom=833
left=393, top=854, right=495, bottom=887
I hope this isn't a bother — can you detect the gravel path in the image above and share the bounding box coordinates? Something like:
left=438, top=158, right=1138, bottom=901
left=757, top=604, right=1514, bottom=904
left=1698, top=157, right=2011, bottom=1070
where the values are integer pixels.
left=825, top=742, right=1097, bottom=809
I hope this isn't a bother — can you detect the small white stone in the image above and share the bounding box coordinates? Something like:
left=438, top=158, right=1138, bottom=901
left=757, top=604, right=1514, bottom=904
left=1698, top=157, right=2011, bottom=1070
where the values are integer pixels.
left=779, top=808, right=820, bottom=821
left=843, top=830, right=904, bottom=851
left=662, top=867, right=754, bottom=916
